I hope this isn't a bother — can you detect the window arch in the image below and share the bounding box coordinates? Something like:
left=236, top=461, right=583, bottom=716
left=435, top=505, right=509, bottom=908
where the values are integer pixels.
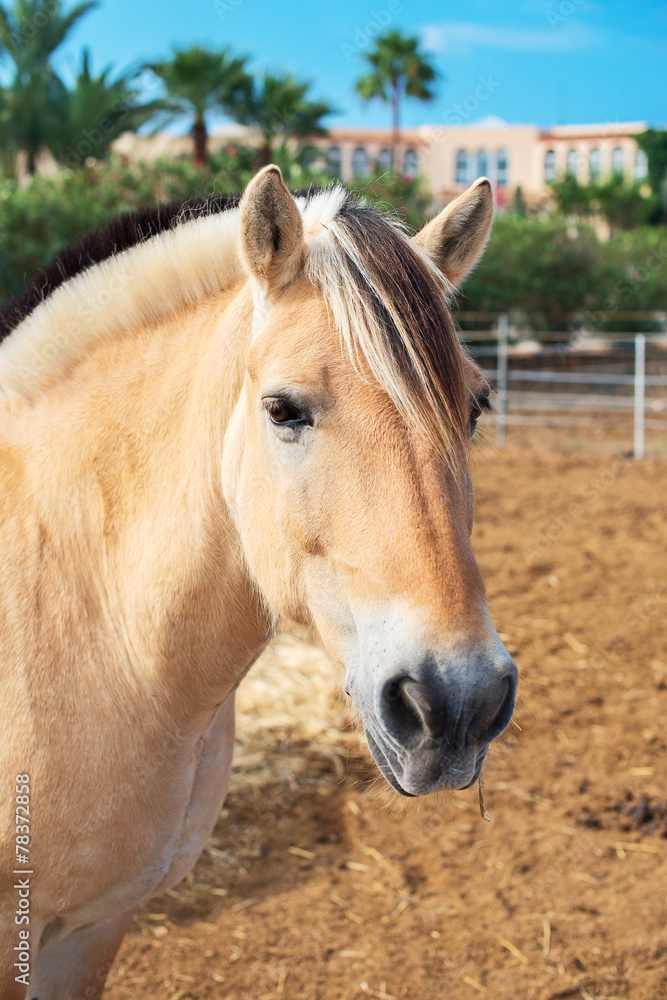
left=476, top=149, right=488, bottom=179
left=455, top=149, right=468, bottom=185
left=588, top=147, right=601, bottom=181
left=377, top=148, right=392, bottom=169
left=634, top=147, right=648, bottom=180
left=544, top=149, right=556, bottom=182
left=327, top=146, right=341, bottom=175
left=351, top=147, right=368, bottom=177
left=403, top=148, right=418, bottom=178
left=496, top=148, right=508, bottom=186
left=611, top=146, right=625, bottom=175
left=566, top=148, right=578, bottom=177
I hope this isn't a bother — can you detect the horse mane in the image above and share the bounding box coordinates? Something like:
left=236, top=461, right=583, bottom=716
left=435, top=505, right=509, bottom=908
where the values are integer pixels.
left=0, top=193, right=240, bottom=343
left=0, top=185, right=470, bottom=452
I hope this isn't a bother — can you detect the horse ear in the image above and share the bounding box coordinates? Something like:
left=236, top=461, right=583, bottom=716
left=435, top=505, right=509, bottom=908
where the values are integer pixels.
left=412, top=177, right=494, bottom=288
left=240, top=165, right=304, bottom=292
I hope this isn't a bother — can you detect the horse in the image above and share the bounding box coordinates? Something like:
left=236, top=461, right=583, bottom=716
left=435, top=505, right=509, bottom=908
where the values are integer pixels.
left=0, top=166, right=517, bottom=999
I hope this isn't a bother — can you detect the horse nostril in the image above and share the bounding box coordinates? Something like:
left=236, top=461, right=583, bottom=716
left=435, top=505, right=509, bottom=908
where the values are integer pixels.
left=379, top=661, right=518, bottom=751
left=477, top=670, right=518, bottom=744
left=401, top=679, right=445, bottom=739
left=381, top=677, right=444, bottom=743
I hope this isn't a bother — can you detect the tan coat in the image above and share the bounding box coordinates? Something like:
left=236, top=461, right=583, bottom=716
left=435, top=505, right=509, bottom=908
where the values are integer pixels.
left=0, top=170, right=515, bottom=998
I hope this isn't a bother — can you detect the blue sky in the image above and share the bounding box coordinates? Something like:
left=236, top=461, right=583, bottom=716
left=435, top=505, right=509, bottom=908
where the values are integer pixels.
left=51, top=0, right=666, bottom=131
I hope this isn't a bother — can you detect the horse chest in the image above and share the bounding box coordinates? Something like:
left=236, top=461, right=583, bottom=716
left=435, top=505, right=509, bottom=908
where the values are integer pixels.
left=151, top=696, right=237, bottom=896
left=64, top=697, right=236, bottom=929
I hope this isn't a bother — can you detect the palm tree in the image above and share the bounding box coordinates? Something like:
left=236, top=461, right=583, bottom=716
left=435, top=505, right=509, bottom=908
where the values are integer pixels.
left=355, top=30, right=437, bottom=171
left=235, top=71, right=334, bottom=168
left=145, top=46, right=252, bottom=166
left=51, top=48, right=163, bottom=167
left=0, top=0, right=98, bottom=172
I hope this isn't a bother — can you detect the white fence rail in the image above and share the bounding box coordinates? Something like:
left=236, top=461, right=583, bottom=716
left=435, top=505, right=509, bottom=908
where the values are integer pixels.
left=468, top=319, right=667, bottom=457
left=634, top=334, right=645, bottom=459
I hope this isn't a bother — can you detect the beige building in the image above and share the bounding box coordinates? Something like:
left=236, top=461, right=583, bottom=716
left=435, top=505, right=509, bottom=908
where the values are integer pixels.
left=309, top=116, right=649, bottom=207
left=112, top=116, right=649, bottom=208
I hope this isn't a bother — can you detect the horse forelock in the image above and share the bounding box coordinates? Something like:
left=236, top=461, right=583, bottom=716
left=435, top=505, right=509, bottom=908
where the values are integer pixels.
left=305, top=198, right=471, bottom=459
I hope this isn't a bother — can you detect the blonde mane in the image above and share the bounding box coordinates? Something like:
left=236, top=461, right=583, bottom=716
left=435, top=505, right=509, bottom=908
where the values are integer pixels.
left=0, top=209, right=242, bottom=399
left=0, top=186, right=469, bottom=452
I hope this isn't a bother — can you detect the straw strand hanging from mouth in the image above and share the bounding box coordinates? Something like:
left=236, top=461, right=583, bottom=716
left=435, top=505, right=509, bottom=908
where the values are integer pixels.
left=478, top=772, right=493, bottom=825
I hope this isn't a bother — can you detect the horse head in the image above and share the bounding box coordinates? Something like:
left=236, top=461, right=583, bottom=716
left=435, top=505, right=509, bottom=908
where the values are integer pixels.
left=222, top=166, right=517, bottom=796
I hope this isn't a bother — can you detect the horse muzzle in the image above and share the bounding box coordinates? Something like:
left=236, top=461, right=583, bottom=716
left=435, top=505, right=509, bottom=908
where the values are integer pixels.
left=348, top=651, right=518, bottom=797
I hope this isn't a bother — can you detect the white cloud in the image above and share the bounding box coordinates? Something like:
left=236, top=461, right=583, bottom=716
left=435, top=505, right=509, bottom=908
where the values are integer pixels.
left=421, top=20, right=601, bottom=55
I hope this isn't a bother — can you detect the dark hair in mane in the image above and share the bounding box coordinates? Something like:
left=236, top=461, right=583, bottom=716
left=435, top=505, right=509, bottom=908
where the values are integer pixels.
left=0, top=192, right=245, bottom=342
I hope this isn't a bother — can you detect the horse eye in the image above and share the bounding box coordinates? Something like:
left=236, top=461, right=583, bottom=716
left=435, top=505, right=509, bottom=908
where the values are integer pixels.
left=266, top=399, right=303, bottom=425
left=470, top=393, right=492, bottom=436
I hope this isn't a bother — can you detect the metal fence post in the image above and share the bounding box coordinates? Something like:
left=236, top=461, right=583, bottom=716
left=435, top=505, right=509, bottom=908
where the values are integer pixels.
left=496, top=315, right=509, bottom=447
left=634, top=334, right=645, bottom=459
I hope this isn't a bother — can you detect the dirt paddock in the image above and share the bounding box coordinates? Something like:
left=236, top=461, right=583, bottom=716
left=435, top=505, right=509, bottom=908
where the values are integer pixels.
left=105, top=440, right=667, bottom=1000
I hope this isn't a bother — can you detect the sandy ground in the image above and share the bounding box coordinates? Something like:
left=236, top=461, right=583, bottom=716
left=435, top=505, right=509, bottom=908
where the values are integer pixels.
left=105, top=438, right=667, bottom=1000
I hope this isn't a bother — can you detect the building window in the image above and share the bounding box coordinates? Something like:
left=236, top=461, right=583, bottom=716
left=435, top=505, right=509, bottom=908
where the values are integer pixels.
left=455, top=149, right=468, bottom=185
left=352, top=147, right=368, bottom=177
left=544, top=149, right=556, bottom=182
left=496, top=148, right=508, bottom=186
left=476, top=149, right=488, bottom=179
left=377, top=148, right=392, bottom=169
left=634, top=147, right=648, bottom=180
left=403, top=148, right=418, bottom=179
left=566, top=148, right=578, bottom=177
left=589, top=147, right=601, bottom=181
left=327, top=146, right=341, bottom=175
left=611, top=146, right=625, bottom=175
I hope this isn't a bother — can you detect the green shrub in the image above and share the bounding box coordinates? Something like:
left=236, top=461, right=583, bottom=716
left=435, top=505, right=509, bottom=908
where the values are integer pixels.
left=1, top=161, right=665, bottom=337
left=459, top=215, right=666, bottom=333
left=549, top=175, right=660, bottom=230
left=0, top=152, right=333, bottom=304
left=588, top=225, right=667, bottom=332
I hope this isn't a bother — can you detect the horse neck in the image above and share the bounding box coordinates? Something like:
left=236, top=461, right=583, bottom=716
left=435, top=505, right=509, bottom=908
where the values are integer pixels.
left=11, top=279, right=270, bottom=719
